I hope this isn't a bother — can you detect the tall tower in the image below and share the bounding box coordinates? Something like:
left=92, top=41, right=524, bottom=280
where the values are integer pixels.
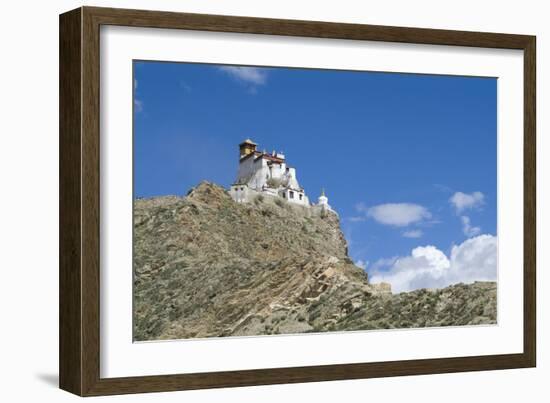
left=239, top=139, right=258, bottom=158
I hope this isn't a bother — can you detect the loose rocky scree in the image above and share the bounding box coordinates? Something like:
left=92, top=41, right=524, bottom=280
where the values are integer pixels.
left=134, top=182, right=496, bottom=341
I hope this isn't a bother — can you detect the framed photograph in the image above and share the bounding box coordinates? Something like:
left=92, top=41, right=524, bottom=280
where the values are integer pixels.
left=59, top=6, right=536, bottom=396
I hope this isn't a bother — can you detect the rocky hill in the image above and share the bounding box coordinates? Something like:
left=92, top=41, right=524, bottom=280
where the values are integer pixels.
left=134, top=182, right=496, bottom=341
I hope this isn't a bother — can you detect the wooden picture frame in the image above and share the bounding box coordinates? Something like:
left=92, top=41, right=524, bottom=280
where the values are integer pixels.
left=59, top=6, right=536, bottom=396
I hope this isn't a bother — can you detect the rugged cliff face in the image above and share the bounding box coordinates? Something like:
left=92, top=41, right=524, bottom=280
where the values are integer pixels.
left=134, top=182, right=496, bottom=341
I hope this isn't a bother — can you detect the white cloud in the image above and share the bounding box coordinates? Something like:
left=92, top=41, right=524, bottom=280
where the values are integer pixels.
left=355, top=260, right=368, bottom=270
left=402, top=229, right=423, bottom=238
left=369, top=234, right=497, bottom=292
left=134, top=99, right=143, bottom=113
left=355, top=202, right=369, bottom=213
left=461, top=215, right=481, bottom=237
left=133, top=79, right=142, bottom=112
left=449, top=191, right=485, bottom=213
left=370, top=256, right=399, bottom=271
left=348, top=216, right=366, bottom=223
left=364, top=203, right=431, bottom=227
left=433, top=183, right=453, bottom=193
left=218, top=66, right=268, bottom=86
left=179, top=81, right=192, bottom=92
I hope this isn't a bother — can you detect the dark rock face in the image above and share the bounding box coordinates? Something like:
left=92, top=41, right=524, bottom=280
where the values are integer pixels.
left=133, top=182, right=496, bottom=341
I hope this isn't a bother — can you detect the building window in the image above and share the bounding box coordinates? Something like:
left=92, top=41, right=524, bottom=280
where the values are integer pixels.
left=299, top=194, right=303, bottom=200
left=240, top=187, right=244, bottom=191
left=282, top=192, right=286, bottom=198
left=289, top=191, right=294, bottom=199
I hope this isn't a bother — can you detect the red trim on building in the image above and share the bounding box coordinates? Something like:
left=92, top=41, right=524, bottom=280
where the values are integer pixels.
left=254, top=153, right=285, bottom=163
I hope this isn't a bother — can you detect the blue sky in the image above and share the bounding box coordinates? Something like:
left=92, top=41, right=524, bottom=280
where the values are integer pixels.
left=134, top=61, right=497, bottom=290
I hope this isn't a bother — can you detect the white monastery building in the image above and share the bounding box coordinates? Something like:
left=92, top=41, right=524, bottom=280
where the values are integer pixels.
left=229, top=139, right=334, bottom=214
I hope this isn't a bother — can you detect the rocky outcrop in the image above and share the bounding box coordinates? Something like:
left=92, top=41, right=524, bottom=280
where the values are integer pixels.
left=133, top=182, right=496, bottom=341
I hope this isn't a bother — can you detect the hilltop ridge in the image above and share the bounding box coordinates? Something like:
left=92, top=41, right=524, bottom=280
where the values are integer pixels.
left=134, top=182, right=496, bottom=341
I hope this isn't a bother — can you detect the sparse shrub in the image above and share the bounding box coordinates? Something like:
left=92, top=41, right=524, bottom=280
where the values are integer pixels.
left=168, top=306, right=183, bottom=321
left=274, top=198, right=284, bottom=208
left=309, top=310, right=321, bottom=321
left=261, top=208, right=273, bottom=217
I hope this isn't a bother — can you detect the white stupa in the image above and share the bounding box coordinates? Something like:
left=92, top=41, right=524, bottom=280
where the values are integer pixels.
left=318, top=188, right=333, bottom=212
